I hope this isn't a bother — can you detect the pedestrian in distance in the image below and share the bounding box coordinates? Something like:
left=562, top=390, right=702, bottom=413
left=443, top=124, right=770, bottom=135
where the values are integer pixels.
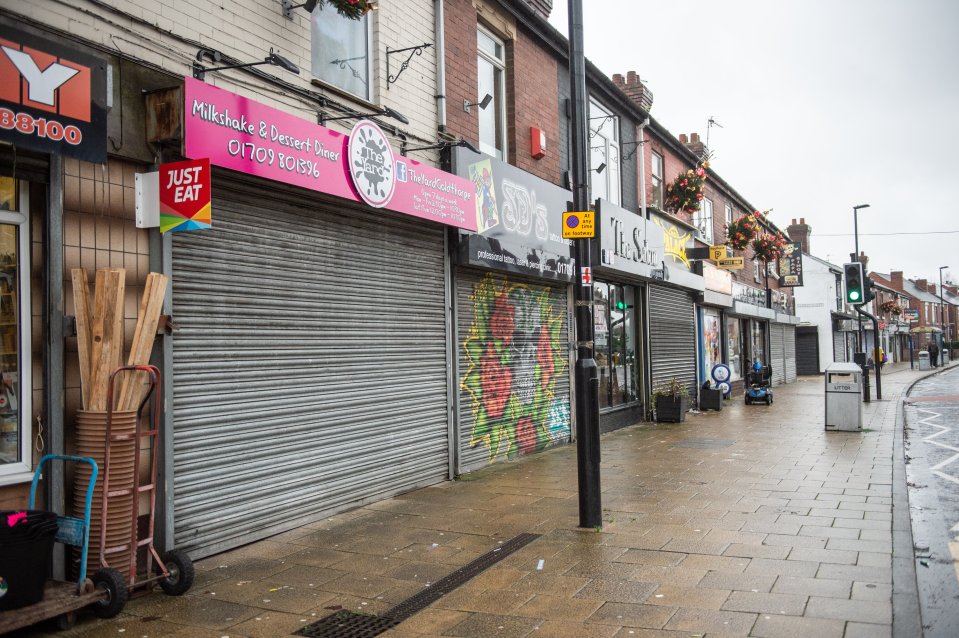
left=928, top=340, right=939, bottom=367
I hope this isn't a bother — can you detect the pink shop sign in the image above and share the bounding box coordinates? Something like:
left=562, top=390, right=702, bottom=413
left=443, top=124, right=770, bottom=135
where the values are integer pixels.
left=183, top=77, right=476, bottom=231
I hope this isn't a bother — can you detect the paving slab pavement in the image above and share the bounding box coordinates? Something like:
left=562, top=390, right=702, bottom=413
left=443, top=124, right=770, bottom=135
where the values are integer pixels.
left=9, top=361, right=957, bottom=638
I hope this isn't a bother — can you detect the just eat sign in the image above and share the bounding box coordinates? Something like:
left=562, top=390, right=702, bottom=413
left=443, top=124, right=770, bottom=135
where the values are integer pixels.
left=159, top=158, right=211, bottom=233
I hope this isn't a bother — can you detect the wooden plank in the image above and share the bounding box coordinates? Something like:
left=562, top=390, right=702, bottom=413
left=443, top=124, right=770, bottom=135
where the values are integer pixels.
left=116, top=273, right=168, bottom=411
left=87, top=268, right=125, bottom=412
left=71, top=268, right=93, bottom=410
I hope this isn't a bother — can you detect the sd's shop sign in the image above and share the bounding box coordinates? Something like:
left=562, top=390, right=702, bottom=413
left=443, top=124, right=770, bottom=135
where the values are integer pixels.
left=0, top=26, right=108, bottom=162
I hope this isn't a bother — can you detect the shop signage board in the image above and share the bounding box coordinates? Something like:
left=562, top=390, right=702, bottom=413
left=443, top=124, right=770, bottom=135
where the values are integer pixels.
left=182, top=77, right=476, bottom=231
left=733, top=281, right=767, bottom=307
left=718, top=256, right=745, bottom=270
left=904, top=308, right=919, bottom=321
left=451, top=146, right=575, bottom=281
left=710, top=245, right=728, bottom=261
left=595, top=199, right=704, bottom=291
left=0, top=26, right=108, bottom=162
left=778, top=241, right=804, bottom=287
left=703, top=262, right=733, bottom=295
left=562, top=211, right=594, bottom=238
left=160, top=158, right=211, bottom=233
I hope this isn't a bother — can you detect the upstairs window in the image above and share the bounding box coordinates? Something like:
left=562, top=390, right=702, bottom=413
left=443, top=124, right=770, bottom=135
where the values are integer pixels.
left=696, top=198, right=713, bottom=244
left=589, top=100, right=620, bottom=205
left=477, top=27, right=507, bottom=160
left=651, top=151, right=664, bottom=209
left=312, top=10, right=371, bottom=100
left=725, top=203, right=733, bottom=230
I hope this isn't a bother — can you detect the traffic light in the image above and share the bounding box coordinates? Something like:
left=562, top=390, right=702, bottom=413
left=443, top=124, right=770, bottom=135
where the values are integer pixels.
left=863, top=275, right=875, bottom=303
left=843, top=262, right=865, bottom=304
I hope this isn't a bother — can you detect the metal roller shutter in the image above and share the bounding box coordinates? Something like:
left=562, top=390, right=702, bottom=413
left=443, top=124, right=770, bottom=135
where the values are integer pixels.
left=796, top=327, right=819, bottom=374
left=770, top=324, right=786, bottom=386
left=648, top=285, right=697, bottom=400
left=784, top=326, right=797, bottom=382
left=171, top=192, right=450, bottom=558
left=455, top=269, right=571, bottom=474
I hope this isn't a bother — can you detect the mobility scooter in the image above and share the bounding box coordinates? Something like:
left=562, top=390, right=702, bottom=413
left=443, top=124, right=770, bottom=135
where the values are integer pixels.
left=745, top=360, right=773, bottom=405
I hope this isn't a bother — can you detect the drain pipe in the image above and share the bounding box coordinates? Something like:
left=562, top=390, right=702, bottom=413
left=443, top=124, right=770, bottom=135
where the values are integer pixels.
left=434, top=0, right=447, bottom=132
left=637, top=117, right=650, bottom=228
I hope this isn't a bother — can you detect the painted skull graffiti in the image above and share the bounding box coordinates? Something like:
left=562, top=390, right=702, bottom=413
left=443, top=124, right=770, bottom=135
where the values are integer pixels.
left=462, top=273, right=570, bottom=463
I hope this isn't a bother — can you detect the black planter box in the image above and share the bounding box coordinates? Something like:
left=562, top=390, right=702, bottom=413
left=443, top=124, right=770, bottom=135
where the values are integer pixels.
left=654, top=395, right=688, bottom=422
left=700, top=388, right=723, bottom=411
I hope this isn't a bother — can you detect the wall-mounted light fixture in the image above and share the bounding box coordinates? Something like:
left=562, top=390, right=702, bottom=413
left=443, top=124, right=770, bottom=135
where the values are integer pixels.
left=594, top=162, right=606, bottom=174
left=318, top=105, right=410, bottom=126
left=193, top=48, right=299, bottom=80
left=402, top=138, right=480, bottom=155
left=463, top=94, right=492, bottom=113
left=281, top=0, right=318, bottom=18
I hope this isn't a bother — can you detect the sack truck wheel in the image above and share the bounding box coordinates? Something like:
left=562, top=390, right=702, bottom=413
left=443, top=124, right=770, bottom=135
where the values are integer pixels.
left=91, top=568, right=128, bottom=618
left=157, top=549, right=195, bottom=596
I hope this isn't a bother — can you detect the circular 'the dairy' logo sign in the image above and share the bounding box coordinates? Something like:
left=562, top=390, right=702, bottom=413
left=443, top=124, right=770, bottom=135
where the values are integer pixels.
left=348, top=120, right=396, bottom=209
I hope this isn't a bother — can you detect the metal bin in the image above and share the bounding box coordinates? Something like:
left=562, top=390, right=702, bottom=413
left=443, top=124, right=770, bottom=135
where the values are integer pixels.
left=825, top=362, right=863, bottom=432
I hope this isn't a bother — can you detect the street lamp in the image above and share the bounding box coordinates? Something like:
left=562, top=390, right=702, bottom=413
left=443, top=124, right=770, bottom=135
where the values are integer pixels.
left=852, top=204, right=870, bottom=263
left=940, top=265, right=949, bottom=356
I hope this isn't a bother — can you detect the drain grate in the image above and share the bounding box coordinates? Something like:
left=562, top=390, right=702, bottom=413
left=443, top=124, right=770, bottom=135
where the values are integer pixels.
left=295, top=611, right=399, bottom=638
left=386, top=532, right=540, bottom=620
left=295, top=532, right=541, bottom=637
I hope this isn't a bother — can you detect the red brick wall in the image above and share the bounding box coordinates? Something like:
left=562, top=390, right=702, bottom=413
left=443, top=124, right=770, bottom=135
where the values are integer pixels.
left=507, top=26, right=559, bottom=181
left=444, top=2, right=560, bottom=184
left=444, top=0, right=480, bottom=146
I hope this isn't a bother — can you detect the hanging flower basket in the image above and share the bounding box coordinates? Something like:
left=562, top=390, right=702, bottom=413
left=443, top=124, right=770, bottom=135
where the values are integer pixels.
left=880, top=300, right=903, bottom=315
left=725, top=210, right=767, bottom=251
left=316, top=0, right=376, bottom=19
left=664, top=162, right=708, bottom=215
left=751, top=231, right=788, bottom=263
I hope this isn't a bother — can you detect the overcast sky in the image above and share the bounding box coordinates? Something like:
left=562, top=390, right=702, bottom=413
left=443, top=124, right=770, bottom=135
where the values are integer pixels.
left=547, top=0, right=959, bottom=285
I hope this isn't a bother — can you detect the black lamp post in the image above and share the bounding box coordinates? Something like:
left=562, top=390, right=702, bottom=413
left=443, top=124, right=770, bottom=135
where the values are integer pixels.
left=940, top=266, right=949, bottom=359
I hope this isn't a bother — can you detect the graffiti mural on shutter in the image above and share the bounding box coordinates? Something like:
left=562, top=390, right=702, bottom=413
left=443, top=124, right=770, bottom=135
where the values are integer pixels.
left=460, top=273, right=570, bottom=464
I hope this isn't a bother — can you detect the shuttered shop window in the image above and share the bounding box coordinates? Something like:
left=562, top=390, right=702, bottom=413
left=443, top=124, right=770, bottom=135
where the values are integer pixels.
left=455, top=269, right=571, bottom=474
left=648, top=286, right=697, bottom=399
left=171, top=193, right=450, bottom=557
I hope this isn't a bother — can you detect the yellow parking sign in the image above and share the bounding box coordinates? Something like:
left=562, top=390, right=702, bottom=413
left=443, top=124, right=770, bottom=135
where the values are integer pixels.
left=562, top=211, right=595, bottom=239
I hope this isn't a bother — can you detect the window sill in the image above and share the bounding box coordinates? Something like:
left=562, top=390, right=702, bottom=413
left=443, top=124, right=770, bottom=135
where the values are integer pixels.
left=0, top=467, right=33, bottom=486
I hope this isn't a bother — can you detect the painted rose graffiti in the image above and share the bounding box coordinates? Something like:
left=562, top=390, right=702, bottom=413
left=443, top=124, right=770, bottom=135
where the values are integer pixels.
left=462, top=274, right=570, bottom=463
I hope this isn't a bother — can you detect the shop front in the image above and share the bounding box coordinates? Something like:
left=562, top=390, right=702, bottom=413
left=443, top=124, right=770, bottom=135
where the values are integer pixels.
left=450, top=148, right=574, bottom=472
left=170, top=79, right=478, bottom=557
left=596, top=202, right=703, bottom=417
left=697, top=263, right=734, bottom=389
left=0, top=21, right=109, bottom=509
left=729, top=282, right=775, bottom=386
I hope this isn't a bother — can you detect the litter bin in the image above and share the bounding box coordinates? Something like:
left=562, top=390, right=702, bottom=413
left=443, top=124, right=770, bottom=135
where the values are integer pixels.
left=918, top=351, right=930, bottom=370
left=825, top=362, right=863, bottom=431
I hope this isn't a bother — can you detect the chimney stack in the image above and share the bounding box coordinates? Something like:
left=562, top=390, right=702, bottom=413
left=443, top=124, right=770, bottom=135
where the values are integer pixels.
left=857, top=251, right=869, bottom=274
left=786, top=218, right=812, bottom=254
left=612, top=70, right=654, bottom=112
left=916, top=278, right=927, bottom=293
left=683, top=132, right=705, bottom=158
left=891, top=271, right=904, bottom=291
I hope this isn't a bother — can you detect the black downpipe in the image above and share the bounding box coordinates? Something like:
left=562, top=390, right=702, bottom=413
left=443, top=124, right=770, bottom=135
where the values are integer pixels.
left=567, top=0, right=602, bottom=529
